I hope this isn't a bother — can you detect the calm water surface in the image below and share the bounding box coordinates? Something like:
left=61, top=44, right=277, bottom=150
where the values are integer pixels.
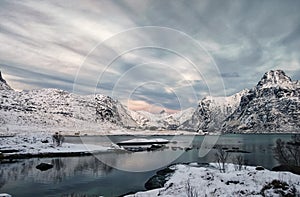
left=0, top=134, right=293, bottom=197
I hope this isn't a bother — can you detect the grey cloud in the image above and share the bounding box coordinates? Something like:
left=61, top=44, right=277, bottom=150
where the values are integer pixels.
left=221, top=72, right=240, bottom=78
left=0, top=63, right=76, bottom=90
left=1, top=0, right=300, bottom=110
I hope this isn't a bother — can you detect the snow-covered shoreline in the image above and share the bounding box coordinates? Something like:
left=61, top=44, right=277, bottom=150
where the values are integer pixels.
left=127, top=163, right=300, bottom=197
left=0, top=130, right=194, bottom=159
left=0, top=132, right=121, bottom=159
left=0, top=130, right=297, bottom=159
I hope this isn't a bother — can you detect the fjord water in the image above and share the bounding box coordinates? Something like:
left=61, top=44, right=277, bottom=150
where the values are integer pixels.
left=0, top=134, right=293, bottom=197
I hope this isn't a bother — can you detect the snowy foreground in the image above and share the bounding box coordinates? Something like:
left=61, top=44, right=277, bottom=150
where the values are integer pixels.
left=127, top=163, right=300, bottom=197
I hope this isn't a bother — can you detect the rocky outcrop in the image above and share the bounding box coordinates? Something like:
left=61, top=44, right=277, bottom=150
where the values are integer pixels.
left=95, top=94, right=136, bottom=126
left=0, top=71, right=12, bottom=91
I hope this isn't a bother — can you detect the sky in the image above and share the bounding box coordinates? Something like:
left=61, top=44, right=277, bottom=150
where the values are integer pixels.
left=0, top=0, right=300, bottom=113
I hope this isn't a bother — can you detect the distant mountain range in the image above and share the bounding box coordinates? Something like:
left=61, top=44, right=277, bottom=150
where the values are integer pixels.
left=0, top=70, right=299, bottom=133
left=130, top=107, right=195, bottom=130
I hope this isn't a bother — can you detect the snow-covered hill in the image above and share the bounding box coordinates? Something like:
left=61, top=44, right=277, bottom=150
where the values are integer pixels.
left=0, top=70, right=194, bottom=133
left=222, top=70, right=300, bottom=133
left=0, top=85, right=136, bottom=133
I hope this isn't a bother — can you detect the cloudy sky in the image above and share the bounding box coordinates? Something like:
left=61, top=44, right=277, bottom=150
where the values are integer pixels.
left=1, top=0, right=300, bottom=113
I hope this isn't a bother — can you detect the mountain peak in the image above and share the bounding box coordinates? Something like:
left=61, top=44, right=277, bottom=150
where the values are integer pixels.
left=0, top=71, right=5, bottom=83
left=256, top=70, right=292, bottom=88
left=0, top=71, right=13, bottom=90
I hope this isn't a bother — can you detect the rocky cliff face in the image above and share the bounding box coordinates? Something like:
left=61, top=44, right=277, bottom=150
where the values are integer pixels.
left=222, top=70, right=300, bottom=133
left=95, top=94, right=137, bottom=126
left=179, top=90, right=248, bottom=132
left=0, top=71, right=13, bottom=91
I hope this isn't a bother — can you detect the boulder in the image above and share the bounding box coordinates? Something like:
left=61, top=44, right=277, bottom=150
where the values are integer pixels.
left=145, top=167, right=175, bottom=190
left=255, top=166, right=265, bottom=171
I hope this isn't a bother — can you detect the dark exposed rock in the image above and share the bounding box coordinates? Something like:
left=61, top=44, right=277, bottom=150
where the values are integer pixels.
left=144, top=167, right=175, bottom=190
left=260, top=180, right=296, bottom=197
left=225, top=180, right=242, bottom=185
left=226, top=149, right=251, bottom=153
left=272, top=165, right=300, bottom=175
left=0, top=71, right=5, bottom=83
left=0, top=71, right=12, bottom=91
left=41, top=139, right=49, bottom=143
left=0, top=149, right=19, bottom=153
left=36, top=162, right=53, bottom=171
left=255, top=166, right=265, bottom=171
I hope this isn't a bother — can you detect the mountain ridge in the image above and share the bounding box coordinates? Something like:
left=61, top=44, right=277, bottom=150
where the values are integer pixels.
left=178, top=89, right=248, bottom=132
left=0, top=69, right=299, bottom=133
left=0, top=85, right=136, bottom=133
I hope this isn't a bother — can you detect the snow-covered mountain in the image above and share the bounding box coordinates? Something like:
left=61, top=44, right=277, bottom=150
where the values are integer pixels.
left=179, top=90, right=248, bottom=132
left=1, top=69, right=299, bottom=133
left=0, top=71, right=12, bottom=91
left=222, top=70, right=300, bottom=133
left=130, top=108, right=195, bottom=130
left=0, top=77, right=136, bottom=133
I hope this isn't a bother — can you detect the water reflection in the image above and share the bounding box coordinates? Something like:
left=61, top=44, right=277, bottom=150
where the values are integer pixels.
left=0, top=156, right=114, bottom=185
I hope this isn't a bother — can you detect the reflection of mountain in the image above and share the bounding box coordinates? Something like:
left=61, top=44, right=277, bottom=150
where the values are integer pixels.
left=0, top=156, right=114, bottom=187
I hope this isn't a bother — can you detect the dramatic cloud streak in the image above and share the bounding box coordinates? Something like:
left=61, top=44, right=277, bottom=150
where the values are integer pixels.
left=0, top=0, right=300, bottom=111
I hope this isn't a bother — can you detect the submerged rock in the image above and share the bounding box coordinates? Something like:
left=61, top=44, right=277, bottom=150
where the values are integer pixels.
left=36, top=163, right=54, bottom=171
